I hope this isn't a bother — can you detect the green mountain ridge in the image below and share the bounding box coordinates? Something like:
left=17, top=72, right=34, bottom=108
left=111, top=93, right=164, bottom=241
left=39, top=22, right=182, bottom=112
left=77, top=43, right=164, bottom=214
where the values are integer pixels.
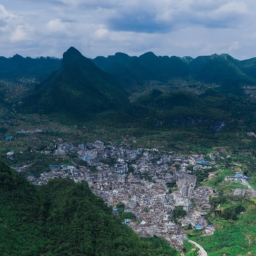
left=1, top=49, right=256, bottom=87
left=92, top=52, right=256, bottom=87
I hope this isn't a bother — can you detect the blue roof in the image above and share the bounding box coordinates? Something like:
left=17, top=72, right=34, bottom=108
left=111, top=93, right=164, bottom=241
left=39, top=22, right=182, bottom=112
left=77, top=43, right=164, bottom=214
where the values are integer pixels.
left=5, top=136, right=13, bottom=141
left=125, top=219, right=131, bottom=224
left=194, top=224, right=203, bottom=230
left=49, top=165, right=60, bottom=168
left=235, top=174, right=244, bottom=178
left=83, top=155, right=91, bottom=161
left=113, top=208, right=119, bottom=213
left=196, top=160, right=211, bottom=166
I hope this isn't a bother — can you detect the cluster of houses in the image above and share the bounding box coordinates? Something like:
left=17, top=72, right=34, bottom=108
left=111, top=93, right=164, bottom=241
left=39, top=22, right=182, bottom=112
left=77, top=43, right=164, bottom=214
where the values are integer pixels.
left=26, top=140, right=222, bottom=250
left=224, top=173, right=249, bottom=181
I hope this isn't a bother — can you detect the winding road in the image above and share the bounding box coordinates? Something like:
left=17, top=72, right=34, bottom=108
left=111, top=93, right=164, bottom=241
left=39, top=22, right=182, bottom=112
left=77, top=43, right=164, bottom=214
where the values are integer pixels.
left=186, top=239, right=208, bottom=256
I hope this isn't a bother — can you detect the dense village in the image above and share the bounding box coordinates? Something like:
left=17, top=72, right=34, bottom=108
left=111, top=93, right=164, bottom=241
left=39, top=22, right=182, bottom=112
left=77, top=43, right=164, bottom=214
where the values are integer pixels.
left=14, top=140, right=223, bottom=250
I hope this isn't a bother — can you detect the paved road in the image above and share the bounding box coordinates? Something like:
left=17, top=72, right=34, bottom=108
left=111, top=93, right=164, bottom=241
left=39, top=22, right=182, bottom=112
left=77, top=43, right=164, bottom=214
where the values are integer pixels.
left=187, top=239, right=207, bottom=256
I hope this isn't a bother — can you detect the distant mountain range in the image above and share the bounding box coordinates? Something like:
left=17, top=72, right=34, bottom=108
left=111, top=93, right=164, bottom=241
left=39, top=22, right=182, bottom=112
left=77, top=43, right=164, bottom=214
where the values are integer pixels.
left=1, top=49, right=256, bottom=85
left=1, top=47, right=256, bottom=127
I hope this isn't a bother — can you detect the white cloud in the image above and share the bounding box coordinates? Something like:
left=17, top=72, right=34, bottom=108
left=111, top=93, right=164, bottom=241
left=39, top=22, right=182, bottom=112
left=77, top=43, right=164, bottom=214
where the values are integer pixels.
left=0, top=0, right=256, bottom=59
left=0, top=4, right=17, bottom=30
left=11, top=24, right=33, bottom=41
left=94, top=28, right=109, bottom=38
left=46, top=19, right=66, bottom=34
left=0, top=4, right=14, bottom=20
left=229, top=41, right=240, bottom=52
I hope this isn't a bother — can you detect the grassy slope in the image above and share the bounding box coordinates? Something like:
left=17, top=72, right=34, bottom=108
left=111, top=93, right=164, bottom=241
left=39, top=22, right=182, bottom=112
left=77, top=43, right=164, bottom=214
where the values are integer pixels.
left=194, top=203, right=256, bottom=256
left=190, top=166, right=256, bottom=255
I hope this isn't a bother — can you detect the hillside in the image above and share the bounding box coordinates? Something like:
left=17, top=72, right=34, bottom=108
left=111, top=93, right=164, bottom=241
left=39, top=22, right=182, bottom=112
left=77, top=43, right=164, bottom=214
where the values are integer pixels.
left=21, top=47, right=128, bottom=118
left=0, top=160, right=177, bottom=256
left=99, top=88, right=256, bottom=136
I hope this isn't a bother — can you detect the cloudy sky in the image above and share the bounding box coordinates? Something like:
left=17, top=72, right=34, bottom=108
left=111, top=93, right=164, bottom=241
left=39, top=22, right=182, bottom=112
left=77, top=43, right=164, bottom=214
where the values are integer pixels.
left=0, top=0, right=255, bottom=59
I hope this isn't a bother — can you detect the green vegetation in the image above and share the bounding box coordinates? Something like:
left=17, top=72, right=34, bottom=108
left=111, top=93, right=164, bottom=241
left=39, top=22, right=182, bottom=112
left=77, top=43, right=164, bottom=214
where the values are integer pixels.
left=137, top=171, right=155, bottom=183
left=89, top=165, right=98, bottom=173
left=189, top=165, right=256, bottom=255
left=166, top=181, right=177, bottom=188
left=0, top=127, right=8, bottom=133
left=194, top=168, right=215, bottom=184
left=220, top=204, right=245, bottom=220
left=116, top=203, right=136, bottom=221
left=193, top=202, right=256, bottom=255
left=184, top=241, right=198, bottom=256
left=0, top=161, right=177, bottom=256
left=172, top=206, right=187, bottom=221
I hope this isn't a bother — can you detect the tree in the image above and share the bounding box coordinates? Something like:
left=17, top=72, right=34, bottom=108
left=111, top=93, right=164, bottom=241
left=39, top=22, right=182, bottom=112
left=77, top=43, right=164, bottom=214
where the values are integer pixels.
left=172, top=206, right=187, bottom=220
left=0, top=127, right=8, bottom=134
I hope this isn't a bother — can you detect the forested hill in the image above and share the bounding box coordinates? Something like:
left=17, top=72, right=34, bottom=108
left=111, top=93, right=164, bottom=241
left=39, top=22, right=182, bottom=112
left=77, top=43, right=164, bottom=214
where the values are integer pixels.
left=21, top=47, right=128, bottom=117
left=0, top=160, right=177, bottom=256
